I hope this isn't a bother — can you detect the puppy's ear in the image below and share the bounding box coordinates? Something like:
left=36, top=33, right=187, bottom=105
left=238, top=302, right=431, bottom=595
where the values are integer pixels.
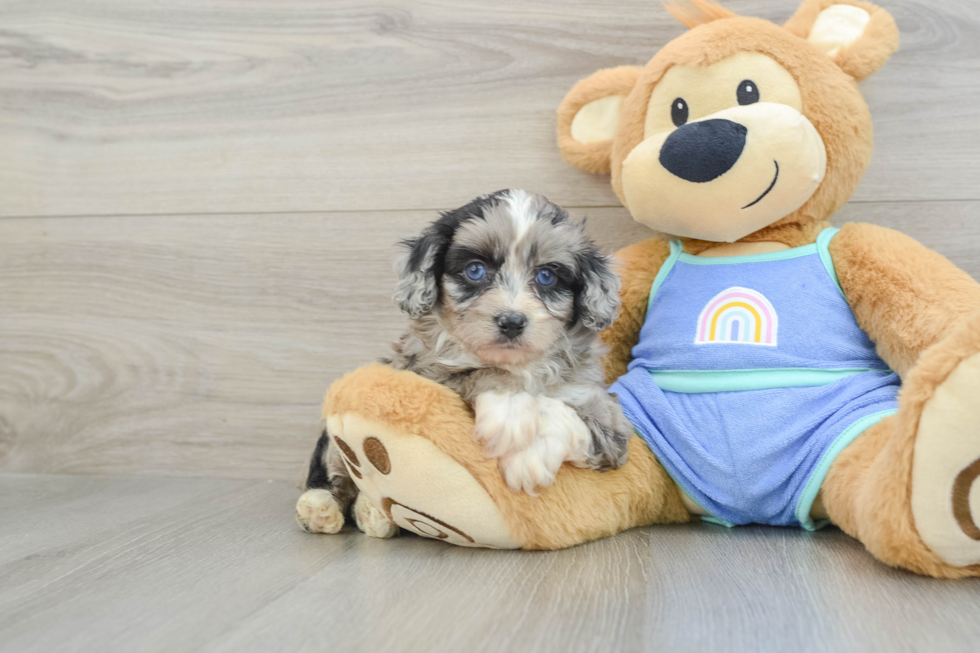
left=577, top=251, right=621, bottom=332
left=784, top=0, right=899, bottom=81
left=557, top=66, right=642, bottom=176
left=393, top=227, right=450, bottom=318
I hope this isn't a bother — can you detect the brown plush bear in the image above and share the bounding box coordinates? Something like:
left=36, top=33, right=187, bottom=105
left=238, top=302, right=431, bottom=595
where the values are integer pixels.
left=298, top=0, right=980, bottom=578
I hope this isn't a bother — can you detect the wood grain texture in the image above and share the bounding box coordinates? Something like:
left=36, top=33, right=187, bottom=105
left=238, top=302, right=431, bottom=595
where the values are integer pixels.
left=0, top=474, right=339, bottom=652
left=0, top=0, right=978, bottom=217
left=0, top=473, right=254, bottom=566
left=0, top=207, right=646, bottom=479
left=0, top=474, right=977, bottom=653
left=2, top=1, right=979, bottom=646
left=2, top=202, right=978, bottom=480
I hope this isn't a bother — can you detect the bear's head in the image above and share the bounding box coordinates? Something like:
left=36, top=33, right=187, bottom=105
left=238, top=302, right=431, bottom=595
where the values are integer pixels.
left=557, top=0, right=899, bottom=247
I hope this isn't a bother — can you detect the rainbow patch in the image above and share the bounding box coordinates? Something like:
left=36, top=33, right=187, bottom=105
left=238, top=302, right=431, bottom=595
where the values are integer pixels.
left=695, top=287, right=778, bottom=346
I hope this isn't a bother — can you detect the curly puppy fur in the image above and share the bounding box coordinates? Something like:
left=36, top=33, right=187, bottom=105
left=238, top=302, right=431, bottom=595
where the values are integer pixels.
left=301, top=190, right=634, bottom=531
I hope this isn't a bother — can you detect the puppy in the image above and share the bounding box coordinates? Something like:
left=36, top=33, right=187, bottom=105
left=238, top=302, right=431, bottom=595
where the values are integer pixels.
left=297, top=189, right=633, bottom=538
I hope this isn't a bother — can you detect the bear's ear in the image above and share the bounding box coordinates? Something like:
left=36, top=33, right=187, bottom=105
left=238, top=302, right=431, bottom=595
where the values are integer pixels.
left=557, top=66, right=642, bottom=175
left=784, top=0, right=899, bottom=81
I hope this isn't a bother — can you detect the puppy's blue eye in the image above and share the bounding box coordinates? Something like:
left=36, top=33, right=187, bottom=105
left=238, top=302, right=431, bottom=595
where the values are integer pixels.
left=535, top=268, right=556, bottom=286
left=465, top=262, right=486, bottom=281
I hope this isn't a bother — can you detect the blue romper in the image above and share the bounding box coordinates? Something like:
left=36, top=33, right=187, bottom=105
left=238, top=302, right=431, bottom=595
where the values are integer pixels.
left=609, top=228, right=899, bottom=529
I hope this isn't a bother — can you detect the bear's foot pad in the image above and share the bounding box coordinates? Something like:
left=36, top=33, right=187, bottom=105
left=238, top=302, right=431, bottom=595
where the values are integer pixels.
left=912, top=352, right=980, bottom=567
left=326, top=411, right=521, bottom=549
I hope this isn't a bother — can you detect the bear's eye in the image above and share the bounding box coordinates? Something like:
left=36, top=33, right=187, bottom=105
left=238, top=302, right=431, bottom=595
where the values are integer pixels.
left=737, top=80, right=759, bottom=105
left=671, top=98, right=689, bottom=127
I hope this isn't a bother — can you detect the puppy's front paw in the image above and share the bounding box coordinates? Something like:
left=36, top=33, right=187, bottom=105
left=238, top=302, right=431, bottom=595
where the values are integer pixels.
left=499, top=434, right=568, bottom=495
left=353, top=493, right=399, bottom=539
left=474, top=391, right=538, bottom=458
left=582, top=416, right=632, bottom=472
left=536, top=396, right=592, bottom=468
left=580, top=398, right=633, bottom=472
left=296, top=489, right=344, bottom=534
left=499, top=396, right=590, bottom=494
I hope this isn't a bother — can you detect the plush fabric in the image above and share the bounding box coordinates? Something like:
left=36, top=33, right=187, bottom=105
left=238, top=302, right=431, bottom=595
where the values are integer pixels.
left=829, top=223, right=980, bottom=376
left=604, top=14, right=878, bottom=249
left=319, top=0, right=980, bottom=578
left=325, top=364, right=690, bottom=550
left=598, top=236, right=672, bottom=382
left=556, top=66, right=642, bottom=175
left=784, top=0, right=900, bottom=81
left=822, top=312, right=980, bottom=578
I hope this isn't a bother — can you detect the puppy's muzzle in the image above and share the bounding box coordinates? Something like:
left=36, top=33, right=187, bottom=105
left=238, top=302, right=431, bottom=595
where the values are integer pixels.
left=495, top=312, right=527, bottom=340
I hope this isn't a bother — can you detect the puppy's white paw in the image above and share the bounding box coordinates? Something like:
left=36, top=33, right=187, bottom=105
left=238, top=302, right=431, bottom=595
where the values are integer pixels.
left=353, top=493, right=399, bottom=539
left=296, top=489, right=344, bottom=534
left=536, top=396, right=592, bottom=468
left=499, top=432, right=570, bottom=494
left=478, top=394, right=593, bottom=494
left=474, top=391, right=538, bottom=458
left=500, top=412, right=589, bottom=495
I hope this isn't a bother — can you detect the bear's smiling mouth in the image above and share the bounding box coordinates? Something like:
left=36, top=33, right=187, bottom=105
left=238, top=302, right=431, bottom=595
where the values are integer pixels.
left=741, top=160, right=780, bottom=209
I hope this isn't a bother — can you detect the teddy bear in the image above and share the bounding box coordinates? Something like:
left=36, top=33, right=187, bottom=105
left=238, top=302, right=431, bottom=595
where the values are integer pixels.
left=298, top=0, right=980, bottom=578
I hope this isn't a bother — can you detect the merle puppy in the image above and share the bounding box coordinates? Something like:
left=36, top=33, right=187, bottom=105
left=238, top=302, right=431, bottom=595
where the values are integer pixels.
left=297, top=189, right=633, bottom=538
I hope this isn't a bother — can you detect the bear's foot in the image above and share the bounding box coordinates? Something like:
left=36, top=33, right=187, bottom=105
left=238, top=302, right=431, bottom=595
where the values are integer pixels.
left=324, top=411, right=521, bottom=549
left=912, top=351, right=980, bottom=568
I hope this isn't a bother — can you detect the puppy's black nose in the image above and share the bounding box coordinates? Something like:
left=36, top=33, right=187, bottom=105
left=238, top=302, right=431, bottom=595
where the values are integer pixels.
left=495, top=312, right=526, bottom=339
left=659, top=119, right=747, bottom=183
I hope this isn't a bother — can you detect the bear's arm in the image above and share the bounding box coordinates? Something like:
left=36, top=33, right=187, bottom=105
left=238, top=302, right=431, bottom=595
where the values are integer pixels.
left=599, top=236, right=671, bottom=384
left=830, top=222, right=980, bottom=377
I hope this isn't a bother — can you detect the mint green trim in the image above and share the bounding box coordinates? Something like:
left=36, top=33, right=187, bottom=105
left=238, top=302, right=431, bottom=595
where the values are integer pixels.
left=672, top=226, right=841, bottom=269
left=796, top=409, right=898, bottom=531
left=816, top=226, right=844, bottom=296
left=650, top=367, right=876, bottom=394
left=647, top=239, right=683, bottom=313
left=677, top=244, right=817, bottom=265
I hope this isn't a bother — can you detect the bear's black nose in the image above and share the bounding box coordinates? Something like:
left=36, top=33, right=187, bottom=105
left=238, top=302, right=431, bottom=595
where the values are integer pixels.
left=659, top=119, right=747, bottom=183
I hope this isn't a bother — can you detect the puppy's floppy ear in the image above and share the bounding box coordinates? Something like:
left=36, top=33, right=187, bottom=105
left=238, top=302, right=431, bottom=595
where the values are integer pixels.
left=557, top=66, right=642, bottom=176
left=577, top=250, right=621, bottom=332
left=393, top=225, right=451, bottom=318
left=784, top=0, right=899, bottom=81
left=394, top=194, right=500, bottom=317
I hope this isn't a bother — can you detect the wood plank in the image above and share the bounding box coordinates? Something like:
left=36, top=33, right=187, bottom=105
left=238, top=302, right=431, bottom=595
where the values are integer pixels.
left=1, top=474, right=978, bottom=653
left=0, top=0, right=978, bottom=218
left=0, top=206, right=643, bottom=480
left=210, top=523, right=980, bottom=653
left=0, top=475, right=343, bottom=653
left=1, top=201, right=978, bottom=480
left=0, top=473, right=253, bottom=565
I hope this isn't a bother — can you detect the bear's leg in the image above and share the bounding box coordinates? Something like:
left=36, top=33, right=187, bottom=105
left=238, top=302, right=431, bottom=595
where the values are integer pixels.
left=822, top=314, right=980, bottom=578
left=324, top=363, right=691, bottom=550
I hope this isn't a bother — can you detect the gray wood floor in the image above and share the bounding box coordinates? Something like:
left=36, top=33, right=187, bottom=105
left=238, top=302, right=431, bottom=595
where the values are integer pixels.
left=2, top=0, right=980, bottom=650
left=1, top=473, right=978, bottom=653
